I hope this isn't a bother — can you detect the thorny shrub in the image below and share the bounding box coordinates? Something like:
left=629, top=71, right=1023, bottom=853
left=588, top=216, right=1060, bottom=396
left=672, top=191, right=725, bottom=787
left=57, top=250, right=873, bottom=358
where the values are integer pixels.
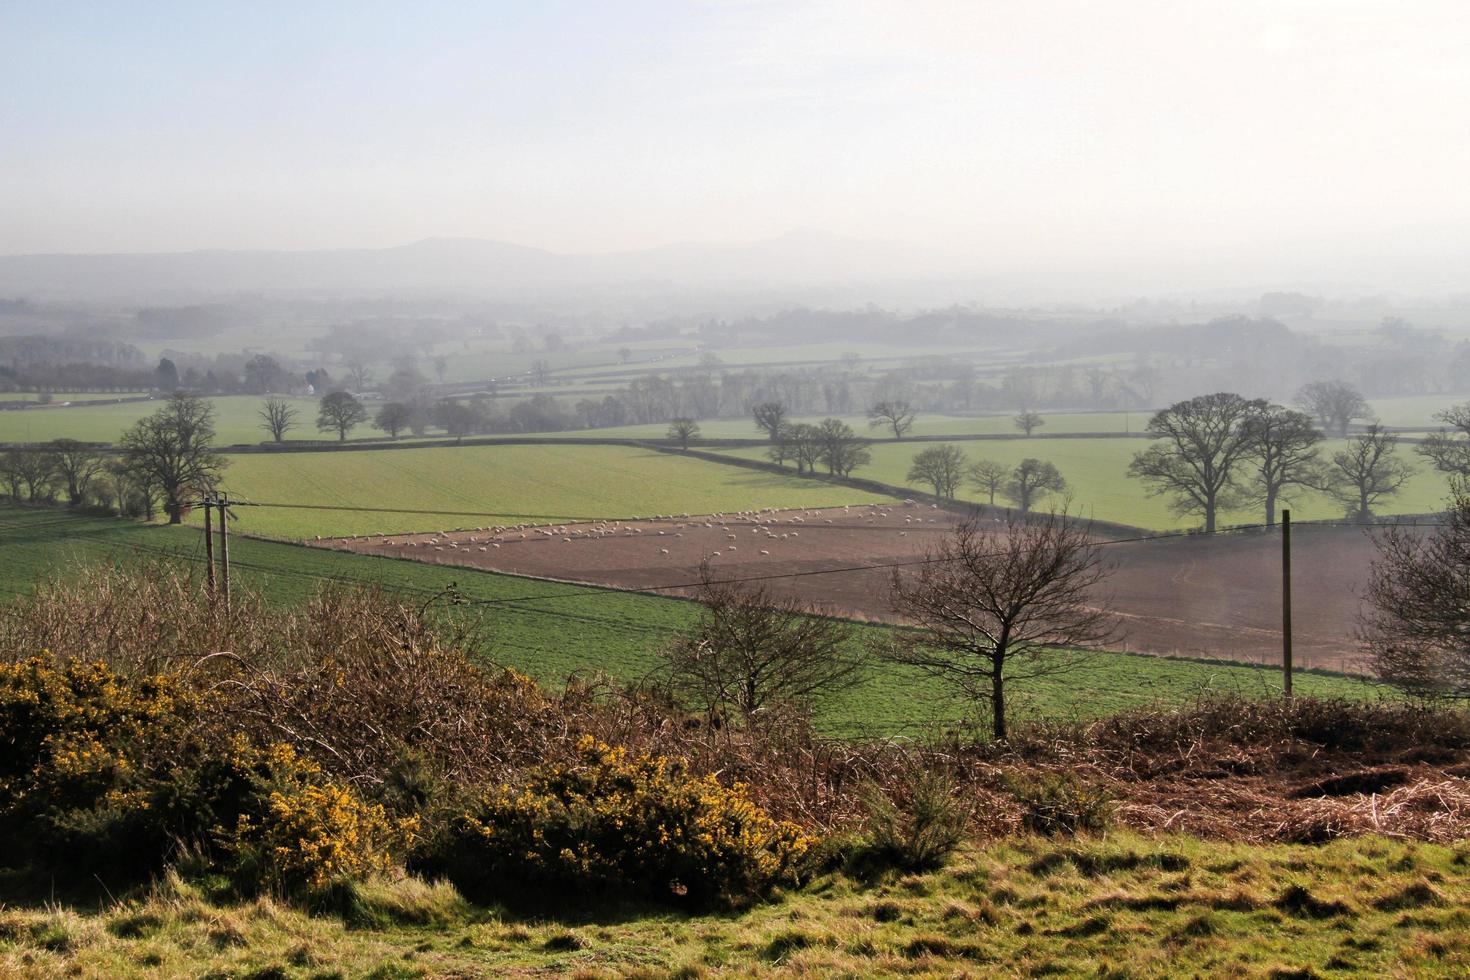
left=222, top=741, right=418, bottom=896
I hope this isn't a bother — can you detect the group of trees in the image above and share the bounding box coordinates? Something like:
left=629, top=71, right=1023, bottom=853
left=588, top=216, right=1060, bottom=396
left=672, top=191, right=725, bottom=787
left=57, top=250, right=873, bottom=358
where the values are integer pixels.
left=765, top=418, right=873, bottom=477
left=1, top=393, right=225, bottom=522
left=1129, top=388, right=1415, bottom=530
left=905, top=445, right=1067, bottom=513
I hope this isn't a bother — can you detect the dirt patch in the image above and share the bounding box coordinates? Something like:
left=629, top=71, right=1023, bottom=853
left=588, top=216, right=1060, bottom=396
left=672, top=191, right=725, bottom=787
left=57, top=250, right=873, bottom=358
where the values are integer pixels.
left=318, top=504, right=1395, bottom=669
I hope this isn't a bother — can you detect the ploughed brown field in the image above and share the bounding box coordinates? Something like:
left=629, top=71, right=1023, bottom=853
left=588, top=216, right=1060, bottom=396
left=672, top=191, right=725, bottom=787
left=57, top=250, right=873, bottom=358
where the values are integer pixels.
left=316, top=503, right=1391, bottom=671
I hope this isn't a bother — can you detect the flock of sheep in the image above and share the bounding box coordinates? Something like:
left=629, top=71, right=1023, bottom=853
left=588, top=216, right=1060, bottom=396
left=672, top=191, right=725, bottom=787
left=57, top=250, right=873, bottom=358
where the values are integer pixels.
left=326, top=501, right=948, bottom=566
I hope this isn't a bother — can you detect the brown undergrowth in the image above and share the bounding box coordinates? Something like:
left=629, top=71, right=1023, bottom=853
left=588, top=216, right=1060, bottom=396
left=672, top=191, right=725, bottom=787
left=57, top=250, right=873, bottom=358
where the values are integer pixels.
left=2, top=566, right=1468, bottom=909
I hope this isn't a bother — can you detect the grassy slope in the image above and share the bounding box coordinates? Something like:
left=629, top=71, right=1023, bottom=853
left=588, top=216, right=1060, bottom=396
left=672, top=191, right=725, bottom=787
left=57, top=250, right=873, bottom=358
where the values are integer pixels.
left=4, top=832, right=1466, bottom=977
left=719, top=437, right=1457, bottom=530
left=0, top=505, right=1383, bottom=737
left=210, top=444, right=896, bottom=539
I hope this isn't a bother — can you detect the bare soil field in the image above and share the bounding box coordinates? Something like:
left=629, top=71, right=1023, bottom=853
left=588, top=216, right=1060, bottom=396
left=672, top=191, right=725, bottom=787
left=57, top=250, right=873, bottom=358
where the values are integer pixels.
left=317, top=503, right=1392, bottom=670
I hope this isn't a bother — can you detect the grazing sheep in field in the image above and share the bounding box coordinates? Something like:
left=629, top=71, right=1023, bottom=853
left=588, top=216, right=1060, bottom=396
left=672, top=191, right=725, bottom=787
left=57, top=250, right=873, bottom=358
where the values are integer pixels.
left=478, top=547, right=487, bottom=552
left=492, top=543, right=501, bottom=548
left=727, top=534, right=737, bottom=541
left=660, top=548, right=669, bottom=555
left=759, top=549, right=769, bottom=555
left=711, top=551, right=721, bottom=557
left=728, top=545, right=737, bottom=551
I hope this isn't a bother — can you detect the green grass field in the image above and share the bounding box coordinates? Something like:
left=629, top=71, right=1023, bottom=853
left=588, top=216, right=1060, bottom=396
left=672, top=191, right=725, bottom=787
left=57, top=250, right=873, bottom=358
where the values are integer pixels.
left=209, top=444, right=896, bottom=539
left=719, top=436, right=1458, bottom=530
left=0, top=505, right=1386, bottom=736
left=0, top=395, right=323, bottom=446
left=1369, top=394, right=1470, bottom=428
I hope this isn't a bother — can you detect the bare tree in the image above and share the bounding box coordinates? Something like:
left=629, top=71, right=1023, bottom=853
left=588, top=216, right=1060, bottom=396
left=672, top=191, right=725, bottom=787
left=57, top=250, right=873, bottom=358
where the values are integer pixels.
left=813, top=417, right=871, bottom=476
left=47, top=439, right=103, bottom=505
left=529, top=359, right=551, bottom=386
left=1296, top=380, right=1371, bottom=438
left=1360, top=482, right=1470, bottom=698
left=868, top=399, right=917, bottom=438
left=1323, top=424, right=1413, bottom=519
left=0, top=450, right=23, bottom=500
left=667, top=417, right=701, bottom=450
left=1418, top=402, right=1470, bottom=478
left=344, top=359, right=373, bottom=391
left=9, top=447, right=59, bottom=502
left=1005, top=458, right=1067, bottom=513
left=907, top=445, right=968, bottom=500
left=119, top=392, right=226, bottom=523
left=1243, top=405, right=1323, bottom=526
left=969, top=459, right=1008, bottom=506
left=787, top=423, right=824, bottom=474
left=1128, top=392, right=1266, bottom=532
left=258, top=397, right=298, bottom=443
left=1013, top=411, right=1045, bottom=436
left=752, top=401, right=788, bottom=440
left=884, top=512, right=1115, bottom=739
left=661, top=565, right=864, bottom=721
left=317, top=390, right=369, bottom=441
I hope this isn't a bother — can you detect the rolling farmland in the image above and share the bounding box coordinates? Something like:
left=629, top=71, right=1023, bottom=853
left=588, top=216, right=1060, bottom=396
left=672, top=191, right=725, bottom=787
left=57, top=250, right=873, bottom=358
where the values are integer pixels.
left=0, top=504, right=1384, bottom=736
left=210, top=444, right=898, bottom=539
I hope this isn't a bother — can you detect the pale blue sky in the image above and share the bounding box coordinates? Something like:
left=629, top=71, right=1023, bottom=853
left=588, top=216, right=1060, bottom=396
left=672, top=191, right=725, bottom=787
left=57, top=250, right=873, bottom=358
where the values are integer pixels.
left=3, top=0, right=1469, bottom=286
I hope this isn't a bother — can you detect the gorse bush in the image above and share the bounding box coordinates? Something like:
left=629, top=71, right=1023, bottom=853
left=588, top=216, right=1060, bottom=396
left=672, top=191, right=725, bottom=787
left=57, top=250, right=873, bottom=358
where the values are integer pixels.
left=0, top=656, right=217, bottom=884
left=0, top=658, right=416, bottom=898
left=438, top=736, right=813, bottom=908
left=222, top=741, right=418, bottom=896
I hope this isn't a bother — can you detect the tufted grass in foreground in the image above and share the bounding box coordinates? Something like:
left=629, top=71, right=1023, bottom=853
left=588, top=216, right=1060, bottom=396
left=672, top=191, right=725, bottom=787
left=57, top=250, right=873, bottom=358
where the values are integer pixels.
left=2, top=832, right=1467, bottom=977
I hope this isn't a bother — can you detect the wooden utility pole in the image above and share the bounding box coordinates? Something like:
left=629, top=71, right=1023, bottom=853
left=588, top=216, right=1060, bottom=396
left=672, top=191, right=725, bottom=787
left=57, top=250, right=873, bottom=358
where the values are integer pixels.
left=218, top=491, right=231, bottom=612
left=202, top=496, right=216, bottom=595
left=1282, top=508, right=1293, bottom=698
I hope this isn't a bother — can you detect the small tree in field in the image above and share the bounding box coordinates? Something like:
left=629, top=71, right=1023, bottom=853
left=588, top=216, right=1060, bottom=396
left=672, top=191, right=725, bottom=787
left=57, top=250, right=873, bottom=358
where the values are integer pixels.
left=1128, top=392, right=1265, bottom=532
left=661, top=565, right=864, bottom=722
left=969, top=459, right=1008, bottom=506
left=258, top=397, right=298, bottom=443
left=884, top=512, right=1115, bottom=740
left=374, top=401, right=413, bottom=439
left=1004, top=458, right=1067, bottom=513
left=868, top=400, right=917, bottom=439
left=119, top=392, right=225, bottom=523
left=667, top=417, right=701, bottom=450
left=1014, top=411, right=1044, bottom=436
left=1323, top=424, right=1413, bottom=519
left=908, top=445, right=967, bottom=500
left=752, top=401, right=788, bottom=441
left=1360, top=482, right=1470, bottom=699
left=317, top=391, right=369, bottom=441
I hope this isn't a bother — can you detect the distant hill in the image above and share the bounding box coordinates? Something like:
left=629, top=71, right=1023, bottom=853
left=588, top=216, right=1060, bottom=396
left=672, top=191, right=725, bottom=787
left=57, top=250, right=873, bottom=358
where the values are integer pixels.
left=0, top=231, right=926, bottom=301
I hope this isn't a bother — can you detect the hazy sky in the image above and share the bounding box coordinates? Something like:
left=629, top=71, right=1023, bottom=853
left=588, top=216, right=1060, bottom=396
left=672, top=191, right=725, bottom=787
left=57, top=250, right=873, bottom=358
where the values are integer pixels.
left=3, top=0, right=1469, bottom=285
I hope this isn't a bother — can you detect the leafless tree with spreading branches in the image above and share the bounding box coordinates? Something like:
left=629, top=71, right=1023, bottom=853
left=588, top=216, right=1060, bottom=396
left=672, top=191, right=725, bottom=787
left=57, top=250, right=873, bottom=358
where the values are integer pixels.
left=883, top=511, right=1115, bottom=740
left=660, top=564, right=865, bottom=723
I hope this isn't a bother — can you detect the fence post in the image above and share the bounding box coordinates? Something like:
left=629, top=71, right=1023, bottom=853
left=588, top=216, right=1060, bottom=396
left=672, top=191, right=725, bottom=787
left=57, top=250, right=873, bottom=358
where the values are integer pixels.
left=1282, top=508, right=1292, bottom=698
